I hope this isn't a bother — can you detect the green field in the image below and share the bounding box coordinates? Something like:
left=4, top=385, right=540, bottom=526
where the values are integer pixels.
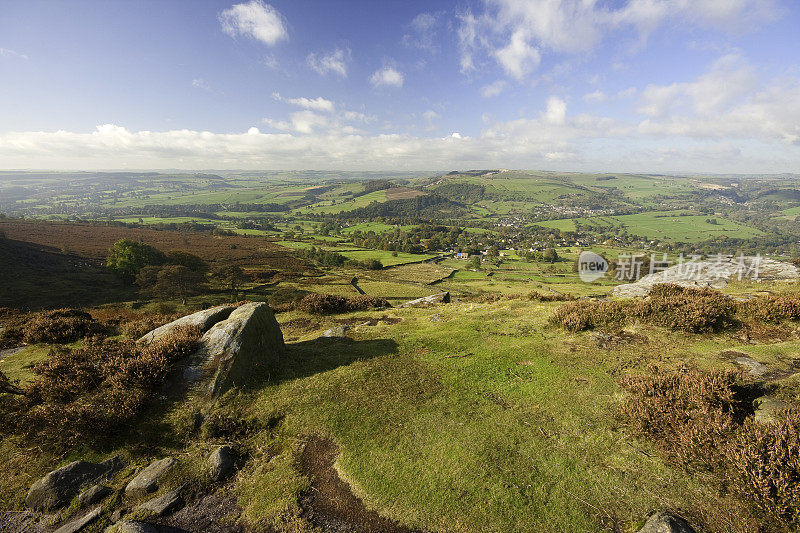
left=533, top=211, right=763, bottom=242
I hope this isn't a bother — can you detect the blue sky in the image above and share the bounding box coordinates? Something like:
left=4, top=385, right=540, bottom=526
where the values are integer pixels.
left=1, top=0, right=798, bottom=172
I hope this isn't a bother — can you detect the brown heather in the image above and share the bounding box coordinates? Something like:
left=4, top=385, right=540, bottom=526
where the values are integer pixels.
left=296, top=293, right=389, bottom=314
left=0, top=326, right=201, bottom=447
left=549, top=283, right=735, bottom=333
left=621, top=365, right=800, bottom=529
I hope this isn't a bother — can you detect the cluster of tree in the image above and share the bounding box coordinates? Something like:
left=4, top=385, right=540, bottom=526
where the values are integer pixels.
left=106, top=239, right=251, bottom=303
left=341, top=195, right=467, bottom=219
left=297, top=246, right=382, bottom=270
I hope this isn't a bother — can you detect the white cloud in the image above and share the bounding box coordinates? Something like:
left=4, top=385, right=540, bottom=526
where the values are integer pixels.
left=423, top=110, right=440, bottom=121
left=0, top=48, right=28, bottom=60
left=191, top=78, right=212, bottom=92
left=219, top=0, right=287, bottom=46
left=264, top=110, right=329, bottom=134
left=370, top=66, right=404, bottom=88
left=583, top=90, right=606, bottom=103
left=273, top=93, right=335, bottom=113
left=307, top=48, right=350, bottom=77
left=493, top=30, right=541, bottom=79
left=458, top=0, right=778, bottom=81
left=402, top=12, right=440, bottom=51
left=4, top=58, right=800, bottom=173
left=543, top=96, right=567, bottom=125
left=618, top=87, right=638, bottom=99
left=480, top=80, right=507, bottom=98
left=637, top=54, right=757, bottom=117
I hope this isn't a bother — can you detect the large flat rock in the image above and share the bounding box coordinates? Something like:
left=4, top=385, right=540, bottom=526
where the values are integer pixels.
left=399, top=292, right=450, bottom=308
left=613, top=257, right=799, bottom=298
left=192, top=302, right=285, bottom=398
left=26, top=455, right=124, bottom=511
left=138, top=305, right=236, bottom=344
left=125, top=457, right=175, bottom=498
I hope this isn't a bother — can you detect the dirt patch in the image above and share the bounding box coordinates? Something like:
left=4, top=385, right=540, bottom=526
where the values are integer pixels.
left=153, top=488, right=256, bottom=533
left=591, top=330, right=647, bottom=348
left=298, top=437, right=416, bottom=533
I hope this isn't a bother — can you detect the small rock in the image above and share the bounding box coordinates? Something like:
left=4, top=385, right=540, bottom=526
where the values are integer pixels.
left=320, top=325, right=350, bottom=339
left=429, top=314, right=442, bottom=322
left=399, top=292, right=450, bottom=308
left=208, top=445, right=236, bottom=482
left=137, top=486, right=184, bottom=516
left=27, top=455, right=125, bottom=511
left=754, top=396, right=788, bottom=424
left=54, top=507, right=101, bottom=533
left=125, top=458, right=176, bottom=498
left=637, top=511, right=696, bottom=533
left=78, top=484, right=112, bottom=506
left=734, top=356, right=768, bottom=377
left=115, top=521, right=160, bottom=533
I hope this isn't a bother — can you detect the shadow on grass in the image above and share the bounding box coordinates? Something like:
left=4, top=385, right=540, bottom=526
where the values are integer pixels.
left=239, top=337, right=400, bottom=391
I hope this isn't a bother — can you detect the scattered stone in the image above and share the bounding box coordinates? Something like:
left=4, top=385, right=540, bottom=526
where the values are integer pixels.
left=54, top=507, right=101, bottom=533
left=637, top=511, right=696, bottom=533
left=138, top=305, right=236, bottom=344
left=734, top=356, right=768, bottom=377
left=191, top=302, right=286, bottom=398
left=78, top=484, right=112, bottom=506
left=125, top=458, right=176, bottom=498
left=754, top=396, right=788, bottom=424
left=399, top=292, right=450, bottom=308
left=115, top=521, right=160, bottom=533
left=26, top=455, right=125, bottom=511
left=319, top=325, right=350, bottom=339
left=613, top=257, right=800, bottom=298
left=208, top=445, right=236, bottom=482
left=137, top=486, right=184, bottom=516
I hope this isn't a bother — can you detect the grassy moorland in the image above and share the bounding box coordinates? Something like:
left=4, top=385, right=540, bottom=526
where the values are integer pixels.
left=3, top=170, right=800, bottom=532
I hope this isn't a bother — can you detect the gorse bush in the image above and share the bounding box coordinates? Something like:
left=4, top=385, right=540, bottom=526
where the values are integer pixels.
left=296, top=293, right=390, bottom=314
left=549, top=284, right=735, bottom=333
left=22, top=308, right=105, bottom=344
left=0, top=326, right=201, bottom=446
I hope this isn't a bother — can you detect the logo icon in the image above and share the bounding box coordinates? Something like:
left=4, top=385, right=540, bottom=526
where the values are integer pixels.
left=578, top=251, right=608, bottom=282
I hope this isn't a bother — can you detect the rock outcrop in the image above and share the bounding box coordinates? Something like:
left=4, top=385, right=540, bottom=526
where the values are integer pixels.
left=78, top=484, right=112, bottom=506
left=399, top=292, right=450, bottom=308
left=613, top=257, right=799, bottom=298
left=137, top=486, right=184, bottom=516
left=116, top=521, right=160, bottom=533
left=125, top=457, right=175, bottom=498
left=637, top=511, right=696, bottom=533
left=208, top=446, right=236, bottom=482
left=53, top=507, right=101, bottom=533
left=189, top=302, right=285, bottom=398
left=138, top=302, right=285, bottom=399
left=138, top=305, right=236, bottom=344
left=26, top=455, right=124, bottom=511
left=319, top=325, right=350, bottom=339
left=754, top=396, right=788, bottom=424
